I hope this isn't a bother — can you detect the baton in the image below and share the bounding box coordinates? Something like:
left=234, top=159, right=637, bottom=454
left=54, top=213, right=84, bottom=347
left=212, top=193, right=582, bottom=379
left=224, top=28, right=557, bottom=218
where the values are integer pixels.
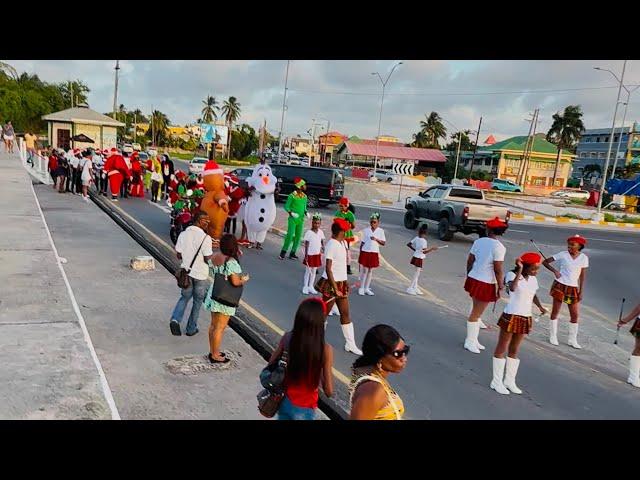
left=614, top=297, right=626, bottom=345
left=529, top=239, right=548, bottom=260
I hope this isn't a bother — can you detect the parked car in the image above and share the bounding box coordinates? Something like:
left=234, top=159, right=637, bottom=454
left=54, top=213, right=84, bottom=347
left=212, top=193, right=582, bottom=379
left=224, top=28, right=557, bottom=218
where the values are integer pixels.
left=229, top=167, right=254, bottom=182
left=270, top=164, right=344, bottom=208
left=369, top=169, right=397, bottom=183
left=491, top=178, right=522, bottom=193
left=137, top=152, right=149, bottom=162
left=189, top=157, right=208, bottom=175
left=404, top=185, right=511, bottom=241
left=550, top=189, right=590, bottom=200
left=132, top=143, right=142, bottom=151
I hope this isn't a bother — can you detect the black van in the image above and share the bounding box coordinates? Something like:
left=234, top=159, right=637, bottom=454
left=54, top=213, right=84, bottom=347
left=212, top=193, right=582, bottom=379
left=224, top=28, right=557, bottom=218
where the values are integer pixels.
left=269, top=164, right=344, bottom=208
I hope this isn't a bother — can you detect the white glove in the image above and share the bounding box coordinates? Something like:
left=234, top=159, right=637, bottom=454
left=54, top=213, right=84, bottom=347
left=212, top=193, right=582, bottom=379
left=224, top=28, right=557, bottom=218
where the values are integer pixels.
left=291, top=212, right=299, bottom=219
left=305, top=212, right=310, bottom=218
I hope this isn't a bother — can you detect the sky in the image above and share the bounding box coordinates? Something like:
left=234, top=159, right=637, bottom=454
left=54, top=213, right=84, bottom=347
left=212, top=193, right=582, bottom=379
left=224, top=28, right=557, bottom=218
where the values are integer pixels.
left=7, top=60, right=640, bottom=144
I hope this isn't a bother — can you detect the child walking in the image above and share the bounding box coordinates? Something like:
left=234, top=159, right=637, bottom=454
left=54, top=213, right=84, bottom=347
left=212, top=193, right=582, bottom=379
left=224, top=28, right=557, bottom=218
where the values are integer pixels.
left=358, top=212, right=386, bottom=296
left=406, top=224, right=439, bottom=295
left=302, top=213, right=325, bottom=295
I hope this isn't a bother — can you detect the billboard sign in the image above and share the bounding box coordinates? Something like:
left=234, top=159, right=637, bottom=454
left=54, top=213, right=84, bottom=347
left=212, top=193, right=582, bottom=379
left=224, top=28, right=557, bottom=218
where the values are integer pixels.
left=200, top=123, right=216, bottom=144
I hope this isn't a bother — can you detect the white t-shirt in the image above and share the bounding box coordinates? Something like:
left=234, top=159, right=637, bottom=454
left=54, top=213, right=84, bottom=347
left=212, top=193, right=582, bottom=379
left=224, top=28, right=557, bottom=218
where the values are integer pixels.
left=468, top=237, right=506, bottom=284
left=175, top=226, right=213, bottom=281
left=322, top=238, right=348, bottom=282
left=303, top=229, right=325, bottom=256
left=69, top=156, right=80, bottom=168
left=361, top=227, right=386, bottom=253
left=410, top=236, right=428, bottom=259
left=503, top=271, right=539, bottom=317
left=551, top=251, right=589, bottom=287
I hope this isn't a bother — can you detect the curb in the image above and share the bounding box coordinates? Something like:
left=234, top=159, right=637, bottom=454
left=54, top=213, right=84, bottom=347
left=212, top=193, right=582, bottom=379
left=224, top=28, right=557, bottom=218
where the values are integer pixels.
left=511, top=213, right=640, bottom=229
left=89, top=191, right=349, bottom=421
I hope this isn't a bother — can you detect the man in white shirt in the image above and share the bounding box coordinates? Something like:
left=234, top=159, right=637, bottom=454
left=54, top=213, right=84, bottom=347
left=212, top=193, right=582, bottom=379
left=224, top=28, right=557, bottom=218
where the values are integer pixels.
left=170, top=212, right=213, bottom=337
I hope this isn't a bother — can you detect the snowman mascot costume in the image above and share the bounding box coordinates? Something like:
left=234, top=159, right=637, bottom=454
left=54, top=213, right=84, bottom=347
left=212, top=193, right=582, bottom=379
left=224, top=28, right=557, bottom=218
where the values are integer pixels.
left=244, top=163, right=277, bottom=249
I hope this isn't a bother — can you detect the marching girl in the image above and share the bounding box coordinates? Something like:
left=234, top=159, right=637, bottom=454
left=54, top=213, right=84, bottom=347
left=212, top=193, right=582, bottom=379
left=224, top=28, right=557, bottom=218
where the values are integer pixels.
left=334, top=197, right=357, bottom=276
left=406, top=224, right=439, bottom=295
left=358, top=212, right=386, bottom=296
left=463, top=217, right=508, bottom=354
left=302, top=213, right=325, bottom=295
left=617, top=300, right=640, bottom=388
left=490, top=253, right=547, bottom=395
left=542, top=234, right=589, bottom=349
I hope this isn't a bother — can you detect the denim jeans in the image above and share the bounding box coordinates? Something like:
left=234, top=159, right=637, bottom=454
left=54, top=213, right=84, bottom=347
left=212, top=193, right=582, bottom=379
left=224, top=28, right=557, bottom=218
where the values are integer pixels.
left=277, top=396, right=316, bottom=420
left=171, top=278, right=209, bottom=334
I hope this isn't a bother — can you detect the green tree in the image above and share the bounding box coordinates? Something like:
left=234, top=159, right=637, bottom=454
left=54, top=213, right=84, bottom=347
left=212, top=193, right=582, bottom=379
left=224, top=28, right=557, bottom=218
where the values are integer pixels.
left=419, top=112, right=447, bottom=149
left=410, top=130, right=429, bottom=148
left=146, top=110, right=171, bottom=146
left=58, top=80, right=90, bottom=107
left=221, top=96, right=241, bottom=159
left=546, top=105, right=585, bottom=186
left=445, top=130, right=474, bottom=152
left=201, top=96, right=218, bottom=123
left=230, top=123, right=258, bottom=159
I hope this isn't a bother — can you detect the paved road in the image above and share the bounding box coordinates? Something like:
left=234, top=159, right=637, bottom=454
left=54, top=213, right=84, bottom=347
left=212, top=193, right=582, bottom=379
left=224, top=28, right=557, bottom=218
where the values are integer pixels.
left=105, top=188, right=640, bottom=419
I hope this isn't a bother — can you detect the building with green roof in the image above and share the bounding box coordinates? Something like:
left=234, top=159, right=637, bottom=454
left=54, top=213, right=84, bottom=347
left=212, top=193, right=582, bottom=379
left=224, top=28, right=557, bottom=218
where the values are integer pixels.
left=459, top=134, right=575, bottom=188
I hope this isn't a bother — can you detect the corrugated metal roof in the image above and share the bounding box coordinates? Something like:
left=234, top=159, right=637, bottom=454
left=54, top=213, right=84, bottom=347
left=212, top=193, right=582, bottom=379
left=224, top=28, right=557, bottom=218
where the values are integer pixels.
left=42, top=107, right=125, bottom=127
left=582, top=127, right=631, bottom=136
left=340, top=142, right=446, bottom=162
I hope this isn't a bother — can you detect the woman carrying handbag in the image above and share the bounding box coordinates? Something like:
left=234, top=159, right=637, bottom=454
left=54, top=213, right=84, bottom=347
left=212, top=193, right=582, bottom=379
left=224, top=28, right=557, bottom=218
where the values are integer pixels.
left=203, top=234, right=249, bottom=363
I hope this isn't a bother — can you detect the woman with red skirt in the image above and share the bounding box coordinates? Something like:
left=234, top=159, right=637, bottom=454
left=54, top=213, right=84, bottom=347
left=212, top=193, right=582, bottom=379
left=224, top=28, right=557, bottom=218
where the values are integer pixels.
left=463, top=217, right=508, bottom=354
left=358, top=212, right=386, bottom=296
left=490, top=252, right=547, bottom=395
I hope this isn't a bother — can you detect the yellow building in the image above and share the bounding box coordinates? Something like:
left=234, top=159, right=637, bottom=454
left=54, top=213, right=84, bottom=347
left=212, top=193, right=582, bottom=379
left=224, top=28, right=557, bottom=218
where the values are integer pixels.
left=42, top=106, right=125, bottom=150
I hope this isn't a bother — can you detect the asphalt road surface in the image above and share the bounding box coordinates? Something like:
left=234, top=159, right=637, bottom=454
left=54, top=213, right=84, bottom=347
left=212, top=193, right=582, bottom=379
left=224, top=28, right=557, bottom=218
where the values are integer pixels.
left=105, top=186, right=640, bottom=419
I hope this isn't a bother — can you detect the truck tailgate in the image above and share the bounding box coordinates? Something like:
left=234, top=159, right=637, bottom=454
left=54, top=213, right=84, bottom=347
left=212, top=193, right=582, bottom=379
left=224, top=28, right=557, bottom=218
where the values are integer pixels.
left=466, top=202, right=509, bottom=222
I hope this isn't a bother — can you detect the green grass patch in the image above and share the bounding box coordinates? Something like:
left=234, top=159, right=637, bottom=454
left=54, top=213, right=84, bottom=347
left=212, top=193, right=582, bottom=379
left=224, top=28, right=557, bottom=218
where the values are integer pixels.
left=568, top=198, right=587, bottom=206
left=604, top=213, right=640, bottom=224
left=561, top=213, right=584, bottom=220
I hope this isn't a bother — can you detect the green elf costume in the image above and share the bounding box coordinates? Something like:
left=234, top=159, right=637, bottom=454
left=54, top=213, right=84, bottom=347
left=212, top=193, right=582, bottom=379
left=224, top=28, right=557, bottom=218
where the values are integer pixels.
left=279, top=177, right=308, bottom=260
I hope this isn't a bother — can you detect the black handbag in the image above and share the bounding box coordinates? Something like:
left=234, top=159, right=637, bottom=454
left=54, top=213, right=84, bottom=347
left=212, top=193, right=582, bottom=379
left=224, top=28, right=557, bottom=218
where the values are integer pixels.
left=175, top=234, right=207, bottom=290
left=210, top=258, right=244, bottom=307
left=257, top=348, right=289, bottom=418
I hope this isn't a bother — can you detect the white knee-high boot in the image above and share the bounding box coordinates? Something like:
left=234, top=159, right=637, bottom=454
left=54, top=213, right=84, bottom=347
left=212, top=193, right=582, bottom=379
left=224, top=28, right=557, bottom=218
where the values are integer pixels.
left=308, top=268, right=318, bottom=293
left=490, top=357, right=510, bottom=395
left=503, top=357, right=522, bottom=394
left=549, top=318, right=559, bottom=346
left=464, top=321, right=481, bottom=354
left=468, top=303, right=487, bottom=329
left=365, top=269, right=374, bottom=295
left=358, top=268, right=368, bottom=295
left=568, top=322, right=582, bottom=349
left=628, top=356, right=640, bottom=388
left=302, top=269, right=310, bottom=294
left=341, top=322, right=363, bottom=355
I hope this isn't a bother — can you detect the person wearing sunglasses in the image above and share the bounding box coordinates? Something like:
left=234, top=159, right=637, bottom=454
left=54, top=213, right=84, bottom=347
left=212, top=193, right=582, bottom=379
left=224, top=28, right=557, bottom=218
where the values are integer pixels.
left=349, top=324, right=408, bottom=420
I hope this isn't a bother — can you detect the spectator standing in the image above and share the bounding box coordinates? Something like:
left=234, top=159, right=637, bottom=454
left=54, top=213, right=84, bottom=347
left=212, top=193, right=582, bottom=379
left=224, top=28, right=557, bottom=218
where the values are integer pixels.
left=24, top=131, right=38, bottom=166
left=3, top=121, right=15, bottom=153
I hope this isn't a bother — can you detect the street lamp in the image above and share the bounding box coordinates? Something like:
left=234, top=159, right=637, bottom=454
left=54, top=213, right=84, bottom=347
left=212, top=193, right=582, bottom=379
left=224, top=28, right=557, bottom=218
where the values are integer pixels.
left=593, top=62, right=627, bottom=215
left=371, top=61, right=403, bottom=180
left=315, top=115, right=330, bottom=165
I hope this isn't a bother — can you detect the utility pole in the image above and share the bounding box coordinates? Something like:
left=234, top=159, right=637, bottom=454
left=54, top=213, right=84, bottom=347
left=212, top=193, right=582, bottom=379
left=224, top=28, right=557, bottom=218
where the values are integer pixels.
left=467, top=116, right=483, bottom=181
left=516, top=110, right=536, bottom=185
left=597, top=60, right=627, bottom=214
left=112, top=60, right=120, bottom=119
left=70, top=81, right=74, bottom=108
left=453, top=131, right=463, bottom=181
left=134, top=112, right=137, bottom=143
left=323, top=120, right=331, bottom=165
left=151, top=105, right=155, bottom=147
left=521, top=109, right=540, bottom=192
left=276, top=60, right=290, bottom=163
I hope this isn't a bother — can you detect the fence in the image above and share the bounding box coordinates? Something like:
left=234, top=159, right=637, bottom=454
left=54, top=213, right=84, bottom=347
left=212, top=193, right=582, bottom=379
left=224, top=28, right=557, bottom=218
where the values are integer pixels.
left=18, top=138, right=52, bottom=185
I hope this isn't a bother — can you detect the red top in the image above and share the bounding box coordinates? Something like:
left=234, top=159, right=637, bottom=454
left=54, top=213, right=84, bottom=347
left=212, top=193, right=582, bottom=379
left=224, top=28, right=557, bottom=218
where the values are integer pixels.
left=48, top=155, right=57, bottom=171
left=286, top=378, right=319, bottom=409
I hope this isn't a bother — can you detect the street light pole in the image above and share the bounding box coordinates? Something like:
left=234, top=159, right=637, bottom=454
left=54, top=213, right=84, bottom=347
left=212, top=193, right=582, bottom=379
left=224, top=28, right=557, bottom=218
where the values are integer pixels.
left=612, top=85, right=640, bottom=174
left=372, top=62, right=403, bottom=180
left=595, top=61, right=627, bottom=214
left=453, top=131, right=463, bottom=181
left=277, top=60, right=290, bottom=163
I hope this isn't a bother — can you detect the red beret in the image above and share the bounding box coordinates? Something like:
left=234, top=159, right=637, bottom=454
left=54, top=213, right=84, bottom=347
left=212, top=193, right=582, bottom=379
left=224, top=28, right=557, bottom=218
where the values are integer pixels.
left=519, top=252, right=541, bottom=265
left=339, top=197, right=350, bottom=206
left=567, top=235, right=586, bottom=246
left=333, top=218, right=351, bottom=232
left=486, top=217, right=507, bottom=229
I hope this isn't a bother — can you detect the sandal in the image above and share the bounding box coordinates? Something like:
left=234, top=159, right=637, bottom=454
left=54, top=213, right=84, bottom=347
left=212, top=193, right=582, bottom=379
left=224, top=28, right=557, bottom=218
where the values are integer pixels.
left=207, top=353, right=230, bottom=364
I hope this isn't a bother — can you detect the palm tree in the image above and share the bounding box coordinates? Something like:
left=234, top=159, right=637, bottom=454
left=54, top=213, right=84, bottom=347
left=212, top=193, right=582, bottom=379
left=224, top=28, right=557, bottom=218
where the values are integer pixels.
left=419, top=112, right=447, bottom=149
left=147, top=110, right=170, bottom=146
left=546, top=105, right=585, bottom=186
left=411, top=130, right=429, bottom=148
left=221, top=96, right=241, bottom=159
left=0, top=61, right=18, bottom=80
left=201, top=96, right=218, bottom=123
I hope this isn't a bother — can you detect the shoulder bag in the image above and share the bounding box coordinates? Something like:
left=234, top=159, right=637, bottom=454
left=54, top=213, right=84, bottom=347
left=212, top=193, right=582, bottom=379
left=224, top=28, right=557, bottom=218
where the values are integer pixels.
left=257, top=347, right=289, bottom=418
left=175, top=233, right=207, bottom=290
left=210, top=257, right=244, bottom=308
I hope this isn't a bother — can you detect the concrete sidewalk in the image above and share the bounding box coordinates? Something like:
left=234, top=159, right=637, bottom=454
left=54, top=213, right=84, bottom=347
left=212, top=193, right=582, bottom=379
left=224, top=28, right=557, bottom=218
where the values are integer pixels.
left=0, top=150, right=114, bottom=419
left=34, top=182, right=269, bottom=419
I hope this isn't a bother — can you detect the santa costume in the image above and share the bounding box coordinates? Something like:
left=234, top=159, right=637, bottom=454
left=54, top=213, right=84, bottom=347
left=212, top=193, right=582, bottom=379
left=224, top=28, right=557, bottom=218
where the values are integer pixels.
left=301, top=213, right=325, bottom=295
left=357, top=212, right=386, bottom=296
left=103, top=148, right=128, bottom=201
left=224, top=172, right=246, bottom=237
left=244, top=163, right=277, bottom=249
left=544, top=234, right=589, bottom=349
left=129, top=152, right=145, bottom=198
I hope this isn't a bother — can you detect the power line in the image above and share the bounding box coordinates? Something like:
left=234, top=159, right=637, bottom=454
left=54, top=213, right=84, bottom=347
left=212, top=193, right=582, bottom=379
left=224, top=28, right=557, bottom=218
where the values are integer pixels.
left=287, top=84, right=640, bottom=97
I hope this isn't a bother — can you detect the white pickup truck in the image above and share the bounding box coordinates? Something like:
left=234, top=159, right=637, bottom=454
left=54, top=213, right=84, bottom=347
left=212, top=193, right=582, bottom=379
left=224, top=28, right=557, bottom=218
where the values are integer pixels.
left=404, top=184, right=511, bottom=241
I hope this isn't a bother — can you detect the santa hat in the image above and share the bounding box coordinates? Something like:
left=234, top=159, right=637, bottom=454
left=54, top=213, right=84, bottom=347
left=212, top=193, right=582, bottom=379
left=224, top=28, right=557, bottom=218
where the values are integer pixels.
left=486, top=217, right=508, bottom=229
left=73, top=148, right=80, bottom=154
left=175, top=170, right=186, bottom=180
left=519, top=252, right=542, bottom=265
left=339, top=197, right=350, bottom=206
left=109, top=147, right=118, bottom=156
left=567, top=234, right=586, bottom=246
left=203, top=160, right=223, bottom=176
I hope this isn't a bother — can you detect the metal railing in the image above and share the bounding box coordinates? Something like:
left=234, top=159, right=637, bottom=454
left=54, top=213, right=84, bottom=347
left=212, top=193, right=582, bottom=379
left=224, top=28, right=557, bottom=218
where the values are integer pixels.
left=18, top=138, right=52, bottom=185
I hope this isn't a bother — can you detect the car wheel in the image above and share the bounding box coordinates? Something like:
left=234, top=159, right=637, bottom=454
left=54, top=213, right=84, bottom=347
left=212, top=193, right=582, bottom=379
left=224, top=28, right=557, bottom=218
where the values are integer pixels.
left=404, top=210, right=419, bottom=229
left=386, top=177, right=393, bottom=183
left=307, top=194, right=319, bottom=208
left=438, top=217, right=454, bottom=241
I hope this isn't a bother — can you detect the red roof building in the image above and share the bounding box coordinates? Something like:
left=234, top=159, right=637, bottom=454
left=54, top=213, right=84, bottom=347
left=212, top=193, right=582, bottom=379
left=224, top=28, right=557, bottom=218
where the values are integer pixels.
left=335, top=141, right=446, bottom=175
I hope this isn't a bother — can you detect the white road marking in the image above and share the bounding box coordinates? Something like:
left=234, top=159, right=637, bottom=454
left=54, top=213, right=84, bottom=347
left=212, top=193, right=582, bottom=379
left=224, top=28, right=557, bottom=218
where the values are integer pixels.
left=148, top=200, right=172, bottom=214
left=585, top=238, right=635, bottom=244
left=32, top=183, right=120, bottom=420
left=508, top=229, right=530, bottom=233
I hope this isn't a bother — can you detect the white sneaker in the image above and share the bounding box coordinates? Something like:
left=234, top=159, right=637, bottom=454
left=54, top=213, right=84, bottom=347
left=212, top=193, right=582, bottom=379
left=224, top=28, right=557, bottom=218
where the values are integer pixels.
left=415, top=288, right=424, bottom=296
left=358, top=288, right=366, bottom=296
left=406, top=287, right=417, bottom=295
left=302, top=286, right=310, bottom=295
left=365, top=289, right=375, bottom=296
